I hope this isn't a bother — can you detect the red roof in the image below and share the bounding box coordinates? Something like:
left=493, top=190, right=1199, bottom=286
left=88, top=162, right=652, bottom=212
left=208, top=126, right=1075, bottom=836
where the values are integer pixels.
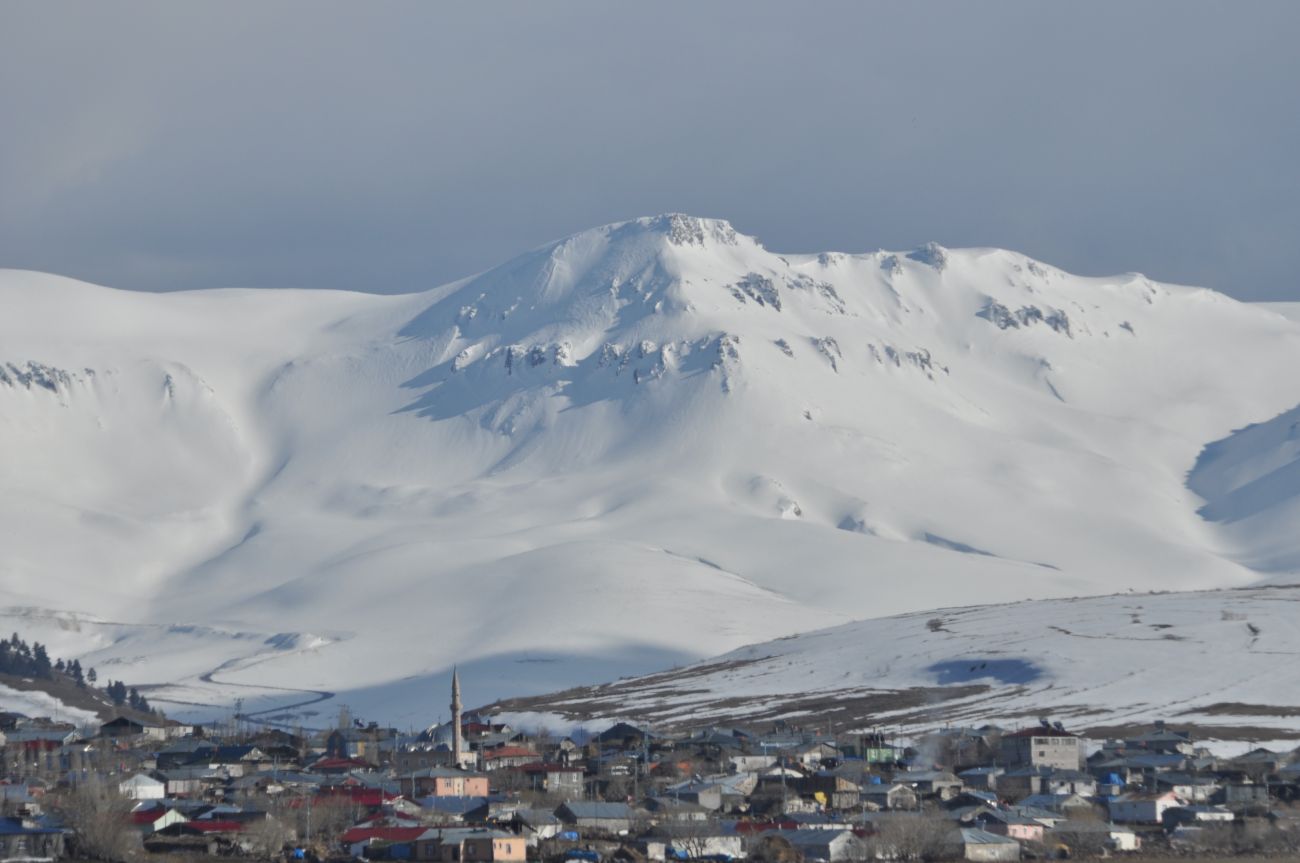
left=483, top=746, right=540, bottom=760
left=130, top=808, right=170, bottom=825
left=340, top=827, right=427, bottom=845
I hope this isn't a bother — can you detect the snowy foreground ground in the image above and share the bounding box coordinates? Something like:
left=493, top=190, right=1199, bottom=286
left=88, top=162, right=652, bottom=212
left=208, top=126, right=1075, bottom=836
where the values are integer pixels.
left=3, top=214, right=1300, bottom=728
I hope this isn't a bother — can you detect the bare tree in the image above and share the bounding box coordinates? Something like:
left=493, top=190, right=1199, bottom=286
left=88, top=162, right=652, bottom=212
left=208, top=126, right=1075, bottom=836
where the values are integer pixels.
left=296, top=796, right=356, bottom=848
left=865, top=812, right=951, bottom=862
left=55, top=778, right=140, bottom=862
left=244, top=814, right=295, bottom=860
left=747, top=834, right=802, bottom=863
left=1195, top=820, right=1300, bottom=856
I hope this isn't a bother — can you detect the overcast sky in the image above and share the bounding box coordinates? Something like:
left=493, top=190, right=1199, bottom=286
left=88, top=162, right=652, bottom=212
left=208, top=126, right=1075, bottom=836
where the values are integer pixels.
left=2, top=1, right=1298, bottom=300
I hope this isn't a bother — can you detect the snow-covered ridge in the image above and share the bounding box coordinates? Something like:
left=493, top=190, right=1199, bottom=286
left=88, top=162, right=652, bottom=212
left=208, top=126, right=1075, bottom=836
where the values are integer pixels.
left=488, top=585, right=1300, bottom=739
left=2, top=214, right=1300, bottom=725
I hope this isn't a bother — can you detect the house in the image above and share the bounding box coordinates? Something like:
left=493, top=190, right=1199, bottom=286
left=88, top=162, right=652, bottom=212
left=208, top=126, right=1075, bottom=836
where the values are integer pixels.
left=415, top=828, right=526, bottom=863
left=1108, top=791, right=1183, bottom=824
left=1154, top=772, right=1220, bottom=803
left=596, top=723, right=652, bottom=750
left=976, top=810, right=1044, bottom=843
left=1161, top=805, right=1234, bottom=829
left=400, top=766, right=490, bottom=798
left=790, top=741, right=839, bottom=767
left=958, top=766, right=1004, bottom=791
left=0, top=816, right=66, bottom=861
left=118, top=773, right=166, bottom=801
left=420, top=796, right=489, bottom=822
left=1229, top=748, right=1286, bottom=780
left=994, top=766, right=1048, bottom=799
left=100, top=716, right=148, bottom=738
left=555, top=801, right=634, bottom=835
left=340, top=826, right=427, bottom=859
left=999, top=766, right=1093, bottom=799
left=1125, top=722, right=1194, bottom=755
left=517, top=763, right=584, bottom=797
left=1049, top=820, right=1140, bottom=854
left=644, top=825, right=744, bottom=861
left=130, top=805, right=188, bottom=835
left=664, top=779, right=725, bottom=811
left=729, top=754, right=777, bottom=772
left=643, top=797, right=710, bottom=822
left=1013, top=793, right=1092, bottom=815
left=850, top=732, right=899, bottom=765
left=945, top=791, right=998, bottom=812
left=945, top=827, right=1020, bottom=863
left=159, top=766, right=224, bottom=797
left=860, top=782, right=917, bottom=811
left=773, top=828, right=866, bottom=862
left=897, top=770, right=963, bottom=800
left=510, top=809, right=563, bottom=846
left=1212, top=782, right=1270, bottom=810
left=795, top=773, right=861, bottom=809
left=999, top=726, right=1084, bottom=771
left=480, top=746, right=540, bottom=771
left=459, top=830, right=527, bottom=863
left=1005, top=805, right=1068, bottom=829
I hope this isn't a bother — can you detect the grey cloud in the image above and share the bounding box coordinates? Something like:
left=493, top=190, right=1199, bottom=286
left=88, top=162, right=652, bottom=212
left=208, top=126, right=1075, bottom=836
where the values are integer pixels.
left=1, top=0, right=1298, bottom=299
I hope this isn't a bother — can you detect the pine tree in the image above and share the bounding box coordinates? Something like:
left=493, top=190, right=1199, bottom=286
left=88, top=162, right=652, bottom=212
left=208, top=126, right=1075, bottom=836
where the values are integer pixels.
left=87, top=667, right=97, bottom=685
left=32, top=643, right=52, bottom=678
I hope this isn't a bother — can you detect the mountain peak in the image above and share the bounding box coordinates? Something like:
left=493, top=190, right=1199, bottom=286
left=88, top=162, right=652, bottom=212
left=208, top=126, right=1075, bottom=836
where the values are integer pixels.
left=642, top=213, right=741, bottom=247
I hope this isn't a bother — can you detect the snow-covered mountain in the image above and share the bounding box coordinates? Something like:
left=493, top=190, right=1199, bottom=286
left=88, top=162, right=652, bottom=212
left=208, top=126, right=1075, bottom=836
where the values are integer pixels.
left=3, top=214, right=1300, bottom=725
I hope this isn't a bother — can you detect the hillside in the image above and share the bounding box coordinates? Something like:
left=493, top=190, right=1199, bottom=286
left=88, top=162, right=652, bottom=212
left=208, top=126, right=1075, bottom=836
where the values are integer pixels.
left=3, top=214, right=1300, bottom=724
left=486, top=585, right=1300, bottom=741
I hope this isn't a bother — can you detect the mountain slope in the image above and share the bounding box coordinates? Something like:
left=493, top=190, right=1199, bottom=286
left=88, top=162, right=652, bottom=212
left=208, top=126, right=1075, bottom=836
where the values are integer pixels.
left=3, top=215, right=1300, bottom=723
left=486, top=584, right=1300, bottom=740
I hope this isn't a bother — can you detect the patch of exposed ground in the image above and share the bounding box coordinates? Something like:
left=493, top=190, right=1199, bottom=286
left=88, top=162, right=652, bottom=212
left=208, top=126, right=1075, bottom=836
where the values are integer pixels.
left=485, top=680, right=995, bottom=732
left=1081, top=722, right=1300, bottom=742
left=1187, top=702, right=1300, bottom=718
left=0, top=671, right=157, bottom=723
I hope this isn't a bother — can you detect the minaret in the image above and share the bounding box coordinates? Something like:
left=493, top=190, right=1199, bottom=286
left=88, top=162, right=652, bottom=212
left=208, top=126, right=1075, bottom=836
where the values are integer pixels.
left=450, top=667, right=464, bottom=769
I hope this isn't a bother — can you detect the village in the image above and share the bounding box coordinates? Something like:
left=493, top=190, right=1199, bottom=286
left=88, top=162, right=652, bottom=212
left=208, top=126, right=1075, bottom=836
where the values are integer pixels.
left=5, top=671, right=1300, bottom=863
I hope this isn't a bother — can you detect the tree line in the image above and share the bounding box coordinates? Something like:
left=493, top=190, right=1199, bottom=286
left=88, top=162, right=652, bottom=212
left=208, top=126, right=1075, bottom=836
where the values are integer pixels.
left=0, top=631, right=155, bottom=715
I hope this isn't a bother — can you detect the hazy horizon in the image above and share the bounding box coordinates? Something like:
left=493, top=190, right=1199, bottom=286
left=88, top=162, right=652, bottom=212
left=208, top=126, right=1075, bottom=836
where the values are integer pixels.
left=3, top=1, right=1299, bottom=300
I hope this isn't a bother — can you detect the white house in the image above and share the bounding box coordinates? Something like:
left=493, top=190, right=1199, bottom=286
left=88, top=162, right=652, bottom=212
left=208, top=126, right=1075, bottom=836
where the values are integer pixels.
left=1162, top=805, right=1235, bottom=829
left=1052, top=820, right=1140, bottom=853
left=118, top=773, right=166, bottom=801
left=131, top=805, right=188, bottom=835
left=1108, top=791, right=1182, bottom=824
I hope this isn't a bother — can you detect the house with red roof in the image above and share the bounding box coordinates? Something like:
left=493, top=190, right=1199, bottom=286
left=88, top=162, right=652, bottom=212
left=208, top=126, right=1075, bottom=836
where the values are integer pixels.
left=480, top=746, right=540, bottom=771
left=129, top=804, right=187, bottom=835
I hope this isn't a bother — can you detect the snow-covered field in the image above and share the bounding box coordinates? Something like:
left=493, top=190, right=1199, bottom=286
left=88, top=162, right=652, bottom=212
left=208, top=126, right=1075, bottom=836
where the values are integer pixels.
left=489, top=585, right=1300, bottom=741
left=3, top=214, right=1300, bottom=727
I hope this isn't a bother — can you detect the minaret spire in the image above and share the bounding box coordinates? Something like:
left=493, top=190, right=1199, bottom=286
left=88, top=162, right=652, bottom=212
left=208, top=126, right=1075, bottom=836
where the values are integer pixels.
left=450, top=666, right=464, bottom=768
